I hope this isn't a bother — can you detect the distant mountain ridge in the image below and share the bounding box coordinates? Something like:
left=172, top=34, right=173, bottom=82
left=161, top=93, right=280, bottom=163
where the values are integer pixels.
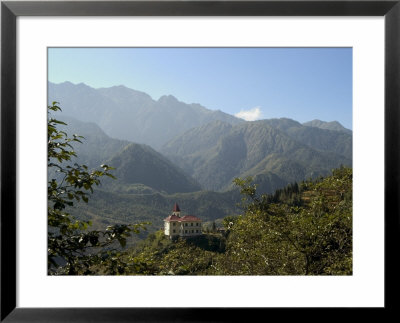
left=103, top=142, right=202, bottom=194
left=48, top=81, right=243, bottom=149
left=263, top=118, right=352, bottom=159
left=303, top=119, right=352, bottom=134
left=51, top=115, right=201, bottom=195
left=161, top=118, right=352, bottom=192
left=54, top=115, right=130, bottom=168
left=49, top=82, right=352, bottom=196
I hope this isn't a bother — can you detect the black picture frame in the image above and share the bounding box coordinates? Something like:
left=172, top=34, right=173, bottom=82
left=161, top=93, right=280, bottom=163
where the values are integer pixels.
left=1, top=0, right=399, bottom=321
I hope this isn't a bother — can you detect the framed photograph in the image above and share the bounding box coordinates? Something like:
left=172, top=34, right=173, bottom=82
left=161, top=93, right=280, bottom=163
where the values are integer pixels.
left=1, top=0, right=399, bottom=321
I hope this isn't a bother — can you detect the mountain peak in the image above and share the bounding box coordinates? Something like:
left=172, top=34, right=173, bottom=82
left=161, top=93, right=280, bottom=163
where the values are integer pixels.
left=59, top=81, right=74, bottom=86
left=158, top=94, right=179, bottom=104
left=108, top=142, right=201, bottom=194
left=109, top=84, right=129, bottom=90
left=48, top=82, right=262, bottom=149
left=58, top=81, right=91, bottom=88
left=303, top=119, right=351, bottom=133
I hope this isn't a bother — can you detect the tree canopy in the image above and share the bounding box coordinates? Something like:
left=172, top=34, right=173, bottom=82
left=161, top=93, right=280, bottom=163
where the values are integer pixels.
left=123, top=167, right=352, bottom=276
left=48, top=102, right=147, bottom=275
left=214, top=166, right=352, bottom=275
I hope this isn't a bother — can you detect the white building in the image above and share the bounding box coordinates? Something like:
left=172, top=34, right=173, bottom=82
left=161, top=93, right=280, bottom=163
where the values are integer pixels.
left=164, top=203, right=202, bottom=238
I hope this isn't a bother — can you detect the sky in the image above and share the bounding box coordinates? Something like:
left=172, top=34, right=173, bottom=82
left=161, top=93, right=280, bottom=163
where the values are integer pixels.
left=48, top=47, right=352, bottom=129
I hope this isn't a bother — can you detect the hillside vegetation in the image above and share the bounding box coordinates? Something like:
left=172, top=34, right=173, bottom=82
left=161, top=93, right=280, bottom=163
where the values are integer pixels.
left=67, top=188, right=242, bottom=241
left=105, top=167, right=352, bottom=275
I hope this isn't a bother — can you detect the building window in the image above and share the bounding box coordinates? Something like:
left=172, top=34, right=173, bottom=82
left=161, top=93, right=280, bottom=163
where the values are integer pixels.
left=173, top=229, right=176, bottom=233
left=196, top=223, right=199, bottom=226
left=185, top=230, right=187, bottom=233
left=173, top=223, right=176, bottom=226
left=196, top=230, right=198, bottom=233
left=191, top=223, right=193, bottom=226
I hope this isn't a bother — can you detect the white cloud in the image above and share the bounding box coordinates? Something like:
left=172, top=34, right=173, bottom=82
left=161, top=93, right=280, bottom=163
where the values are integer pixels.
left=234, top=107, right=262, bottom=121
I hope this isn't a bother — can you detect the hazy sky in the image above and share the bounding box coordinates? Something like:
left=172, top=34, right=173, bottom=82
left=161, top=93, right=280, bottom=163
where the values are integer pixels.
left=48, top=47, right=352, bottom=129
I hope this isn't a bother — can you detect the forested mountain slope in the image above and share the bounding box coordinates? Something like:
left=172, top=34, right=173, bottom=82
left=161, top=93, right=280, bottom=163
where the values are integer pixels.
left=161, top=119, right=352, bottom=192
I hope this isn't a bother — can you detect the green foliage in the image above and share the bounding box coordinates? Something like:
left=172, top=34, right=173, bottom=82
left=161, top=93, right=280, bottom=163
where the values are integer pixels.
left=48, top=102, right=148, bottom=275
left=215, top=166, right=352, bottom=275
left=126, top=231, right=225, bottom=275
left=156, top=240, right=216, bottom=275
left=222, top=215, right=240, bottom=230
left=122, top=167, right=352, bottom=276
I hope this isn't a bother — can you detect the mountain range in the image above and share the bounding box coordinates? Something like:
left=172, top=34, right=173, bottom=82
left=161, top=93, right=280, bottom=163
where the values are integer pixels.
left=161, top=118, right=352, bottom=191
left=55, top=116, right=201, bottom=195
left=48, top=81, right=242, bottom=149
left=49, top=81, right=352, bottom=232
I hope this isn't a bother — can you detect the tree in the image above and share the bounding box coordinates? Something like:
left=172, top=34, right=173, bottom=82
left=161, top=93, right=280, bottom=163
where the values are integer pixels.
left=214, top=167, right=352, bottom=275
left=222, top=215, right=239, bottom=231
left=48, top=102, right=147, bottom=275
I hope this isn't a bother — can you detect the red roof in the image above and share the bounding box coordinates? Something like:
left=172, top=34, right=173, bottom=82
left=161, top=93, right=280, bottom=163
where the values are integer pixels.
left=172, top=203, right=181, bottom=212
left=164, top=214, right=201, bottom=222
left=179, top=215, right=202, bottom=222
left=164, top=215, right=181, bottom=222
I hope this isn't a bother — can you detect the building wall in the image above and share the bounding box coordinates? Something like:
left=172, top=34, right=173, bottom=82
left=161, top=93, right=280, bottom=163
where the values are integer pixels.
left=180, top=222, right=202, bottom=236
left=164, top=222, right=170, bottom=236
left=164, top=221, right=202, bottom=237
left=164, top=221, right=180, bottom=237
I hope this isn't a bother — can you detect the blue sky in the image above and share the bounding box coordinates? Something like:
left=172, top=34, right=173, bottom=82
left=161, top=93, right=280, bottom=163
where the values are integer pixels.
left=48, top=47, right=352, bottom=129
